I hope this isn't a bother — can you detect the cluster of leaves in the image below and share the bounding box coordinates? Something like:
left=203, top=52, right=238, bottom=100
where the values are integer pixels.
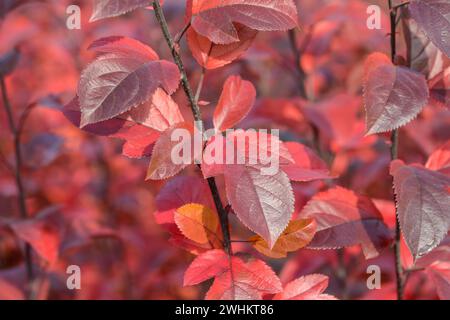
left=0, top=0, right=449, bottom=300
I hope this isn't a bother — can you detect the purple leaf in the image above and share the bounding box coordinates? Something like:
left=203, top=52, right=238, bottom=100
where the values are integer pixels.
left=77, top=37, right=180, bottom=127
left=190, top=0, right=298, bottom=45
left=224, top=164, right=294, bottom=248
left=299, top=186, right=392, bottom=259
left=391, top=160, right=450, bottom=260
left=409, top=0, right=450, bottom=58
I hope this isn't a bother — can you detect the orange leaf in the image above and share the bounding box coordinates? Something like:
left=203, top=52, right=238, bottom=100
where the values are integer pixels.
left=174, top=203, right=220, bottom=245
left=249, top=219, right=316, bottom=259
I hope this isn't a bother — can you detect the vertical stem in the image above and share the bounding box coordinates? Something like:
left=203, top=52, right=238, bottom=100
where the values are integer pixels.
left=288, top=29, right=307, bottom=99
left=0, top=77, right=34, bottom=297
left=388, top=0, right=404, bottom=300
left=152, top=0, right=201, bottom=123
left=152, top=0, right=232, bottom=256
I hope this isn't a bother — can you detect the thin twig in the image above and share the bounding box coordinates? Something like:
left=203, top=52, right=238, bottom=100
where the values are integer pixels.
left=392, top=1, right=410, bottom=10
left=195, top=67, right=206, bottom=104
left=174, top=21, right=191, bottom=44
left=195, top=45, right=212, bottom=104
left=0, top=76, right=34, bottom=298
left=152, top=0, right=232, bottom=256
left=388, top=0, right=404, bottom=300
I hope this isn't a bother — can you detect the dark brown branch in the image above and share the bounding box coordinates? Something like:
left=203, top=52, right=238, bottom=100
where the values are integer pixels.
left=392, top=1, right=410, bottom=10
left=388, top=0, right=404, bottom=300
left=0, top=76, right=34, bottom=298
left=288, top=29, right=307, bottom=99
left=152, top=0, right=232, bottom=256
left=174, top=21, right=191, bottom=44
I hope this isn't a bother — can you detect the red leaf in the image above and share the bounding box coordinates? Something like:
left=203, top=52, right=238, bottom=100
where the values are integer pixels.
left=0, top=278, right=24, bottom=300
left=426, top=141, right=450, bottom=175
left=280, top=142, right=332, bottom=182
left=146, top=122, right=201, bottom=180
left=189, top=0, right=298, bottom=44
left=363, top=53, right=429, bottom=135
left=427, top=262, right=450, bottom=300
left=88, top=36, right=159, bottom=60
left=183, top=249, right=229, bottom=286
left=299, top=186, right=392, bottom=259
left=184, top=249, right=282, bottom=300
left=202, top=130, right=293, bottom=178
left=78, top=37, right=180, bottom=127
left=273, top=274, right=337, bottom=300
left=10, top=208, right=64, bottom=266
left=213, top=75, right=256, bottom=132
left=409, top=0, right=450, bottom=58
left=206, top=258, right=282, bottom=300
left=123, top=88, right=185, bottom=132
left=390, top=160, right=450, bottom=259
left=187, top=24, right=257, bottom=69
left=90, top=0, right=161, bottom=22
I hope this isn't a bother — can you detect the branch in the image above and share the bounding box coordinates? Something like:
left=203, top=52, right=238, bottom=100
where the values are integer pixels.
left=388, top=0, right=404, bottom=300
left=288, top=29, right=307, bottom=99
left=152, top=0, right=232, bottom=256
left=174, top=21, right=191, bottom=44
left=0, top=76, right=34, bottom=298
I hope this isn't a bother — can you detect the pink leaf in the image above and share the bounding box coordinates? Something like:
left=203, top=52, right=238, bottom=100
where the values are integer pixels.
left=205, top=258, right=282, bottom=300
left=202, top=130, right=293, bottom=178
left=146, top=122, right=201, bottom=180
left=184, top=250, right=282, bottom=300
left=183, top=249, right=229, bottom=286
left=90, top=0, right=161, bottom=22
left=213, top=75, right=256, bottom=132
left=390, top=160, right=450, bottom=259
left=363, top=52, right=429, bottom=135
left=123, top=88, right=185, bottom=132
left=88, top=36, right=159, bottom=60
left=273, top=274, right=337, bottom=300
left=280, top=142, right=332, bottom=182
left=299, top=186, right=392, bottom=259
left=189, top=0, right=298, bottom=44
left=224, top=164, right=294, bottom=248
